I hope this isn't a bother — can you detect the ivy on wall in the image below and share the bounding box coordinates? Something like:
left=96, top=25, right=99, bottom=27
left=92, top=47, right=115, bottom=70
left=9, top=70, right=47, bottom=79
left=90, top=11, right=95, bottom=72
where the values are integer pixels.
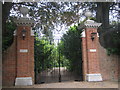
left=106, top=30, right=120, bottom=55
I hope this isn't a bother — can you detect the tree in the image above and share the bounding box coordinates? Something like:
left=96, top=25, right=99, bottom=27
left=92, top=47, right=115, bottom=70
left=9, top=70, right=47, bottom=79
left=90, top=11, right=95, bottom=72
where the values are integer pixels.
left=2, top=2, right=13, bottom=36
left=2, top=20, right=16, bottom=51
left=96, top=2, right=119, bottom=47
left=34, top=36, right=55, bottom=72
left=3, top=2, right=119, bottom=54
left=59, top=25, right=83, bottom=75
left=96, top=2, right=111, bottom=30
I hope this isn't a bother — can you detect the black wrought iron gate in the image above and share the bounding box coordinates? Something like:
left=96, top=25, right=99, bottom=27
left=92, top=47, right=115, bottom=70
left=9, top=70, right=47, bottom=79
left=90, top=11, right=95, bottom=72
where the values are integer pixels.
left=35, top=38, right=83, bottom=84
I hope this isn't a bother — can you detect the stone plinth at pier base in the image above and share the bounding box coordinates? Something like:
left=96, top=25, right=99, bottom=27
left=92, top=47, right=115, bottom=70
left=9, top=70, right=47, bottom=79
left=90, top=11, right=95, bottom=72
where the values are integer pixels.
left=15, top=77, right=33, bottom=85
left=86, top=74, right=103, bottom=81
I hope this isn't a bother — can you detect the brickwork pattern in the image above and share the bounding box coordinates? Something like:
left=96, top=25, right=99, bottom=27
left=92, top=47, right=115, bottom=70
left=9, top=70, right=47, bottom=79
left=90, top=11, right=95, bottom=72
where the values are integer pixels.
left=16, top=26, right=34, bottom=78
left=98, top=44, right=119, bottom=81
left=2, top=26, right=34, bottom=86
left=16, top=26, right=34, bottom=83
left=82, top=28, right=101, bottom=75
left=2, top=37, right=17, bottom=86
left=82, top=37, right=87, bottom=81
left=82, top=27, right=119, bottom=81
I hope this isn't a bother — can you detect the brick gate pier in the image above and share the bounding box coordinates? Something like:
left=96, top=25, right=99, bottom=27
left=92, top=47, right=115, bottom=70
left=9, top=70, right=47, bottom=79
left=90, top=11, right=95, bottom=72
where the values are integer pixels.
left=81, top=19, right=102, bottom=81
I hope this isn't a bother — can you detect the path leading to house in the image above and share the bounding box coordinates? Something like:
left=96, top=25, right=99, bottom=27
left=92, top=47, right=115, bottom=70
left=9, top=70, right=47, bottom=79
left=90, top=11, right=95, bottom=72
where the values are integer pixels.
left=36, top=67, right=82, bottom=84
left=3, top=81, right=118, bottom=88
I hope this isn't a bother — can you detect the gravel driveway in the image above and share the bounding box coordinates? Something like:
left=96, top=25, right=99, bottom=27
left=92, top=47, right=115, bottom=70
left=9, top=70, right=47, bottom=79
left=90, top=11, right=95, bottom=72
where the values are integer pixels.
left=2, top=67, right=118, bottom=88
left=3, top=81, right=118, bottom=88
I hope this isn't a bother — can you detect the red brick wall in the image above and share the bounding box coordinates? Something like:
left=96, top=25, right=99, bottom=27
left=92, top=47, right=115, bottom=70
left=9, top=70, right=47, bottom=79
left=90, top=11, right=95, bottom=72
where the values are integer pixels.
left=2, top=26, right=35, bottom=86
left=16, top=26, right=32, bottom=77
left=98, top=43, right=119, bottom=81
left=29, top=36, right=34, bottom=82
left=82, top=37, right=87, bottom=81
left=82, top=27, right=119, bottom=81
left=85, top=28, right=101, bottom=74
left=16, top=26, right=34, bottom=82
left=2, top=37, right=17, bottom=86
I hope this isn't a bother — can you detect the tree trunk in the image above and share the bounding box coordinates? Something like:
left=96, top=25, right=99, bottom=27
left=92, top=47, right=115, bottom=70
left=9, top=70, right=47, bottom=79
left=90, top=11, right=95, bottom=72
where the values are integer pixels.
left=2, top=2, right=13, bottom=36
left=96, top=2, right=111, bottom=33
left=96, top=2, right=111, bottom=48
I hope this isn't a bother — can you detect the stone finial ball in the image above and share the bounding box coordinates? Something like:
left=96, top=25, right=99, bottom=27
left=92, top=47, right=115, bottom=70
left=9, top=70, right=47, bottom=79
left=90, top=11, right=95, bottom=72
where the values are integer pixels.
left=20, top=7, right=29, bottom=16
left=84, top=10, right=92, bottom=17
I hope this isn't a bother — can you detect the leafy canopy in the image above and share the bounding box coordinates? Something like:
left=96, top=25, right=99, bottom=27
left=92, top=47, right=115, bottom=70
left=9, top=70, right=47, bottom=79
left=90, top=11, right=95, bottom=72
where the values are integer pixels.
left=59, top=25, right=83, bottom=74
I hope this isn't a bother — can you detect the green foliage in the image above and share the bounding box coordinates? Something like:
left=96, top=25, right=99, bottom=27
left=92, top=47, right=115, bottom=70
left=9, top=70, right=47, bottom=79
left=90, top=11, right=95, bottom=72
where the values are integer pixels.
left=34, top=35, right=73, bottom=76
left=106, top=31, right=120, bottom=55
left=107, top=48, right=120, bottom=56
left=112, top=31, right=120, bottom=45
left=56, top=43, right=71, bottom=68
left=34, top=25, right=83, bottom=76
left=59, top=25, right=83, bottom=74
left=2, top=21, right=16, bottom=52
left=34, top=36, right=55, bottom=74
